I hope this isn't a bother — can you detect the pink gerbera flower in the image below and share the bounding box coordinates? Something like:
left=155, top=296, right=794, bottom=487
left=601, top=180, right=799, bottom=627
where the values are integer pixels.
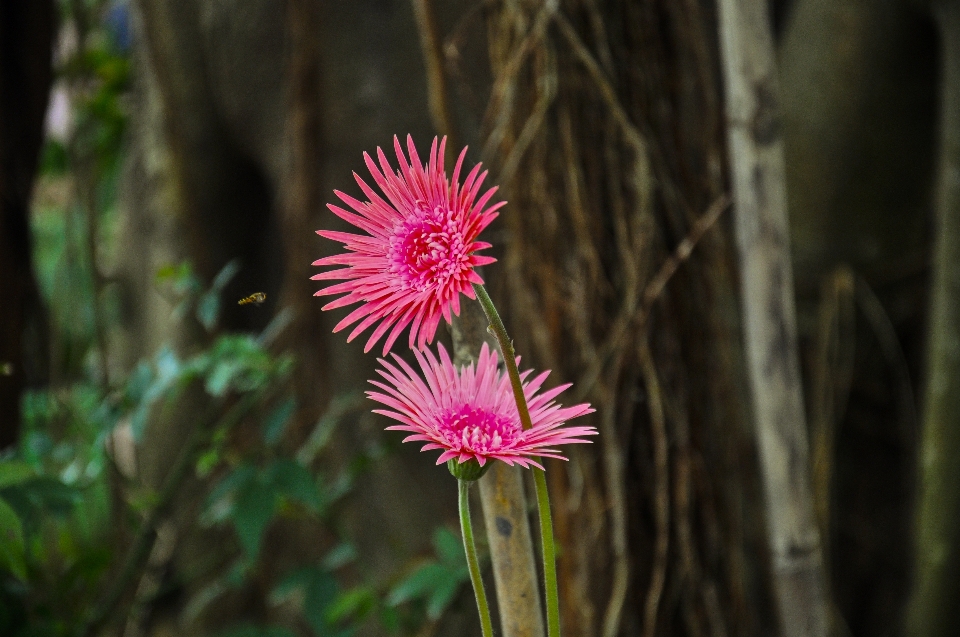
left=367, top=343, right=597, bottom=471
left=312, top=135, right=503, bottom=355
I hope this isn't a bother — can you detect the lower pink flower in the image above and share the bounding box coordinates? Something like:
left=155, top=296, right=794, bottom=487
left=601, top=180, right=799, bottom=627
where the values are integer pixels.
left=367, top=343, right=597, bottom=470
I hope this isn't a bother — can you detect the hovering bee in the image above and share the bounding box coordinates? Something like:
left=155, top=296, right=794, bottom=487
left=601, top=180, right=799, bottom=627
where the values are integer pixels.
left=238, top=292, right=267, bottom=306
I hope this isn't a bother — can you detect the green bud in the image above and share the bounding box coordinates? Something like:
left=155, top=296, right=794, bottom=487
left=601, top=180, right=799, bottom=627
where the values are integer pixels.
left=447, top=458, right=491, bottom=482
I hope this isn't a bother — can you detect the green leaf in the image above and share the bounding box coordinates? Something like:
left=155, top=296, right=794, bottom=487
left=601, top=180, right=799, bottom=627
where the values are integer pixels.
left=0, top=497, right=27, bottom=580
left=326, top=586, right=375, bottom=625
left=231, top=479, right=276, bottom=558
left=386, top=563, right=449, bottom=606
left=205, top=360, right=240, bottom=397
left=322, top=543, right=357, bottom=570
left=378, top=605, right=401, bottom=633
left=195, top=448, right=221, bottom=477
left=304, top=569, right=339, bottom=637
left=124, top=361, right=154, bottom=404
left=271, top=566, right=314, bottom=603
left=0, top=476, right=81, bottom=532
left=155, top=346, right=181, bottom=382
left=197, top=291, right=220, bottom=332
left=266, top=459, right=322, bottom=512
left=155, top=261, right=200, bottom=296
left=212, top=260, right=241, bottom=291
left=129, top=346, right=185, bottom=434
left=433, top=527, right=465, bottom=568
left=425, top=577, right=461, bottom=620
left=0, top=462, right=36, bottom=489
left=154, top=263, right=182, bottom=282
left=271, top=566, right=345, bottom=637
left=262, top=397, right=296, bottom=446
left=206, top=464, right=256, bottom=511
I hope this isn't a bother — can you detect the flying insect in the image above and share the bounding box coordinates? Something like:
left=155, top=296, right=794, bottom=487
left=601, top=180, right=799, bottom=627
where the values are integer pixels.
left=238, top=292, right=267, bottom=306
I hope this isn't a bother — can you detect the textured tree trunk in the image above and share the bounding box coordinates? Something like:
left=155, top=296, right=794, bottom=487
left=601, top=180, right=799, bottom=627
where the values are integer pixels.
left=476, top=2, right=774, bottom=636
left=715, top=1, right=827, bottom=636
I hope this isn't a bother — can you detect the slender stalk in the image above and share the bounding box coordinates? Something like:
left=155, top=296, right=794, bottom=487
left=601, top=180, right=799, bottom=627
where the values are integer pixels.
left=473, top=283, right=561, bottom=637
left=531, top=468, right=559, bottom=636
left=472, top=284, right=533, bottom=432
left=460, top=479, right=495, bottom=637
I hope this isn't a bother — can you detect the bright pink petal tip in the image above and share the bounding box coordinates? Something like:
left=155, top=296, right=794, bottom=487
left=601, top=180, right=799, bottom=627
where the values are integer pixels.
left=313, top=136, right=501, bottom=354
left=366, top=343, right=597, bottom=468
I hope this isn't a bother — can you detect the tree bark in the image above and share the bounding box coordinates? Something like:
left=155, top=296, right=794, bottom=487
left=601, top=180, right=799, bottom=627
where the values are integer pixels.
left=715, top=1, right=828, bottom=636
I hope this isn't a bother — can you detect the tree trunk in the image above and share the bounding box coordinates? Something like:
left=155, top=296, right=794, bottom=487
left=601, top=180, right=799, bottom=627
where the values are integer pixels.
left=474, top=1, right=776, bottom=635
left=715, top=0, right=827, bottom=635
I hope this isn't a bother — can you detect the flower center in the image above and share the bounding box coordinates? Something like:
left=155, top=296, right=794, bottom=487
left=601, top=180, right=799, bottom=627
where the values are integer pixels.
left=387, top=202, right=470, bottom=293
left=439, top=404, right=520, bottom=454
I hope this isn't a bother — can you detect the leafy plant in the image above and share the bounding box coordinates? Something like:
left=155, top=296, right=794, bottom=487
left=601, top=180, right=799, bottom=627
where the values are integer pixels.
left=386, top=527, right=470, bottom=621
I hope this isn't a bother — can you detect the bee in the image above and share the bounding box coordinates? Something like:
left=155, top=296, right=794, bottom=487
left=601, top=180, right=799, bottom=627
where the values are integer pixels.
left=238, top=292, right=267, bottom=306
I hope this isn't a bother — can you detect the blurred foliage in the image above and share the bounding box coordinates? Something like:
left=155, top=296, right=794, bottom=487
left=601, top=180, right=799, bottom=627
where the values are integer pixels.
left=5, top=3, right=476, bottom=636
left=1, top=258, right=446, bottom=637
left=385, top=527, right=471, bottom=621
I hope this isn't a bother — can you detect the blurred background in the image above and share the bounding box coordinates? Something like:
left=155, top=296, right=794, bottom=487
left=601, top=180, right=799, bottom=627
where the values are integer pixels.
left=0, top=0, right=955, bottom=636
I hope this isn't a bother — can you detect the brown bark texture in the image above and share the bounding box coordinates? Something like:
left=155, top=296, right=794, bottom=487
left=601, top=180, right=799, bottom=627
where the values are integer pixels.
left=463, top=1, right=775, bottom=635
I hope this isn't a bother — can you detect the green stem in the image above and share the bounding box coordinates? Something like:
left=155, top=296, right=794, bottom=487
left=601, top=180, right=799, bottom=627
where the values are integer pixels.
left=460, top=479, right=495, bottom=637
left=532, top=467, right=560, bottom=637
left=472, top=284, right=533, bottom=431
left=472, top=282, right=561, bottom=637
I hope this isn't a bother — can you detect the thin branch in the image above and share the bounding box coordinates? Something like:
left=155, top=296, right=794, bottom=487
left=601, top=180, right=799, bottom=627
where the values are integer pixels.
left=598, top=381, right=630, bottom=637
left=410, top=0, right=459, bottom=154
left=642, top=195, right=731, bottom=308
left=574, top=194, right=730, bottom=403
left=553, top=13, right=647, bottom=159
left=481, top=4, right=556, bottom=164
left=638, top=340, right=669, bottom=637
left=496, top=49, right=557, bottom=186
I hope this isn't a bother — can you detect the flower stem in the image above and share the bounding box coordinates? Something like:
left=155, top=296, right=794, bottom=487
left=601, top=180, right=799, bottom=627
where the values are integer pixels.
left=472, top=284, right=534, bottom=431
left=472, top=282, right=562, bottom=637
left=460, top=479, right=495, bottom=637
left=532, top=467, right=560, bottom=637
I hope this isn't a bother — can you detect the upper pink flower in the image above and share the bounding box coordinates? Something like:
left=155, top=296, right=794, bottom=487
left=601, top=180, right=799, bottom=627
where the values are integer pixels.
left=312, top=135, right=503, bottom=355
left=367, top=343, right=597, bottom=470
